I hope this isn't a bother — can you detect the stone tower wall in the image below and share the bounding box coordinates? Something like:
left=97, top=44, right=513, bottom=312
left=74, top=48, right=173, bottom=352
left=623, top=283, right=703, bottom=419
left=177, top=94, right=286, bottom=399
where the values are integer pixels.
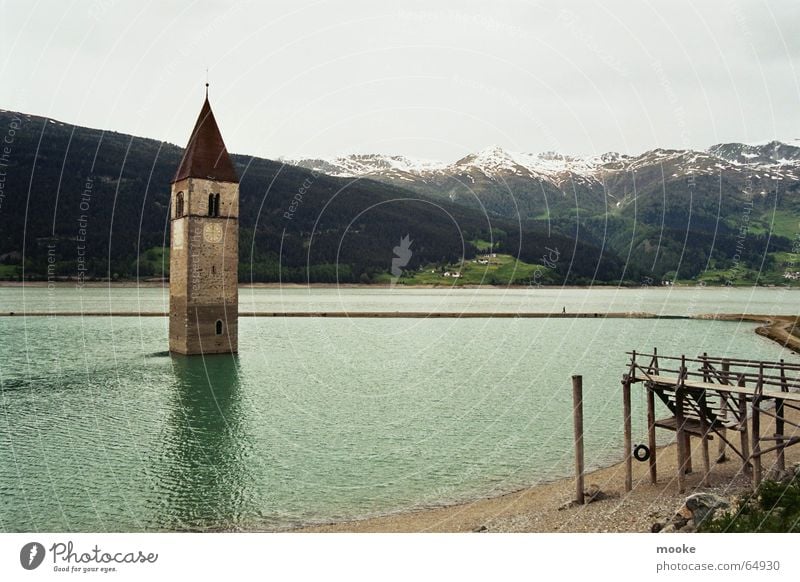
left=169, top=176, right=239, bottom=355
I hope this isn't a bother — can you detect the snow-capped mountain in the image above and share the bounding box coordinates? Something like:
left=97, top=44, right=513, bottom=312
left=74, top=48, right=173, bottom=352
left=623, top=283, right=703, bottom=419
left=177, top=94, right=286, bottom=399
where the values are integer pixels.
left=283, top=140, right=800, bottom=236
left=282, top=153, right=449, bottom=180
left=708, top=140, right=800, bottom=167
left=284, top=141, right=800, bottom=189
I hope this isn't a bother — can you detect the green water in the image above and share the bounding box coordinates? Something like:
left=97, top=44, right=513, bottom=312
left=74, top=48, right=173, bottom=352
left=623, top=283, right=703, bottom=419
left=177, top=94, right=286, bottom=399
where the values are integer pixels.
left=0, top=291, right=798, bottom=531
left=3, top=285, right=799, bottom=316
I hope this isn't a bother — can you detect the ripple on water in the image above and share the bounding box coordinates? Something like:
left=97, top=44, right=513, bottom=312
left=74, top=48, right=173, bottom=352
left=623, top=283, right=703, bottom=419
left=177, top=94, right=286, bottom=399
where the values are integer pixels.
left=0, top=311, right=798, bottom=531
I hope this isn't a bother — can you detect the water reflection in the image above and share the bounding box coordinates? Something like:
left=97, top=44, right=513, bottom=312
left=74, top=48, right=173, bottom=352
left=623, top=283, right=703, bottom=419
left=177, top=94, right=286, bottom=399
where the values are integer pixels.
left=159, top=354, right=248, bottom=530
left=4, top=315, right=798, bottom=532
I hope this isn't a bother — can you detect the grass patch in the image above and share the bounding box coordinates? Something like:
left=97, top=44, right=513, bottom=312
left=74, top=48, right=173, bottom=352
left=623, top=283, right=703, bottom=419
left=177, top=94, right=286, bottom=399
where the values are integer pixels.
left=470, top=239, right=494, bottom=252
left=760, top=210, right=800, bottom=239
left=691, top=250, right=800, bottom=286
left=694, top=267, right=758, bottom=286
left=0, top=264, right=20, bottom=279
left=395, top=253, right=555, bottom=286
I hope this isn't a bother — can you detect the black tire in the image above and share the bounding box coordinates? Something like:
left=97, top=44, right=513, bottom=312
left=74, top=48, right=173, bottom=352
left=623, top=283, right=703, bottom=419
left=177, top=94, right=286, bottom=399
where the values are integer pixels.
left=633, top=444, right=651, bottom=462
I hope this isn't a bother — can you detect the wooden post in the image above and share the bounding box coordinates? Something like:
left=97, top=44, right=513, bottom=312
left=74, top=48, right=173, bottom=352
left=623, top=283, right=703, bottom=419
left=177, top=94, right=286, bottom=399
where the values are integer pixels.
left=623, top=374, right=633, bottom=493
left=776, top=360, right=787, bottom=472
left=675, top=355, right=687, bottom=493
left=647, top=385, right=657, bottom=484
left=738, top=376, right=750, bottom=476
left=700, top=416, right=711, bottom=487
left=572, top=375, right=585, bottom=505
left=751, top=365, right=763, bottom=487
left=648, top=346, right=660, bottom=484
left=697, top=353, right=710, bottom=485
left=680, top=356, right=692, bottom=474
left=751, top=396, right=762, bottom=487
left=684, top=434, right=693, bottom=474
left=718, top=360, right=730, bottom=463
left=675, top=385, right=687, bottom=494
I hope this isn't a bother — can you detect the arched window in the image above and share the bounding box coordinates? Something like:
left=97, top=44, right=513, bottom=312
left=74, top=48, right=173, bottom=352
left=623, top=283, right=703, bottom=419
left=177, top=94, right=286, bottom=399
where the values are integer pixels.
left=215, top=320, right=223, bottom=335
left=208, top=193, right=221, bottom=217
left=175, top=192, right=184, bottom=217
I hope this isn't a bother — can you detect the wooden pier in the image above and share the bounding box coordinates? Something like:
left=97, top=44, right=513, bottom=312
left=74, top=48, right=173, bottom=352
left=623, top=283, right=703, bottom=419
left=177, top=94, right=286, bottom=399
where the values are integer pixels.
left=622, top=350, right=800, bottom=493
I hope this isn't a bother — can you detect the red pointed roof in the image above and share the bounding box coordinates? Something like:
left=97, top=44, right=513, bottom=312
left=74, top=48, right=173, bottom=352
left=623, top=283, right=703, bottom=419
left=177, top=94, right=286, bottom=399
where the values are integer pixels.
left=172, top=96, right=239, bottom=183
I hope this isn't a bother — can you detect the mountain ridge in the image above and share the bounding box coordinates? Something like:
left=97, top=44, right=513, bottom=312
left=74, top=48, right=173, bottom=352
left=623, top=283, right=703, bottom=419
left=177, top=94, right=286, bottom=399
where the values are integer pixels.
left=0, top=107, right=795, bottom=286
left=0, top=108, right=625, bottom=285
left=285, top=140, right=799, bottom=285
left=284, top=140, right=800, bottom=187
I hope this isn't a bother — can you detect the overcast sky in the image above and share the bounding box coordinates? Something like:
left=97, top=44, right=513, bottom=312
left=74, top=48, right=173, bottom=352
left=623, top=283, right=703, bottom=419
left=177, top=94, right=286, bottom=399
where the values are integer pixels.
left=1, top=0, right=798, bottom=161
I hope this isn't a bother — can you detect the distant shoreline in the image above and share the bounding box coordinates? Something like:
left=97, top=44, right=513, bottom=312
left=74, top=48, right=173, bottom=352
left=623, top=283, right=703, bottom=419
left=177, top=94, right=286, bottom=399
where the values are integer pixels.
left=3, top=310, right=797, bottom=353
left=2, top=311, right=678, bottom=319
left=1, top=280, right=797, bottom=290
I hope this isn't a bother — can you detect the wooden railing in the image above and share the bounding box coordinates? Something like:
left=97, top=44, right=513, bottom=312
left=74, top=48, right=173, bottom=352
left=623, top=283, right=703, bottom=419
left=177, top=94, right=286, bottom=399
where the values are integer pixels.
left=620, top=349, right=800, bottom=493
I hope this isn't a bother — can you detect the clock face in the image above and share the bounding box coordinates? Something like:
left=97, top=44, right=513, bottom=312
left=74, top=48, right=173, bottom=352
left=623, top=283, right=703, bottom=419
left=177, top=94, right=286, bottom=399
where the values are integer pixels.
left=203, top=222, right=224, bottom=244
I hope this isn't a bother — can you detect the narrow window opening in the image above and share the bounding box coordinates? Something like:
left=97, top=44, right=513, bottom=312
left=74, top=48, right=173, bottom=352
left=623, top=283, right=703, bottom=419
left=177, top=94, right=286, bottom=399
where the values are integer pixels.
left=208, top=193, right=214, bottom=216
left=211, top=265, right=216, bottom=274
left=214, top=193, right=221, bottom=216
left=215, top=320, right=223, bottom=335
left=176, top=192, right=184, bottom=217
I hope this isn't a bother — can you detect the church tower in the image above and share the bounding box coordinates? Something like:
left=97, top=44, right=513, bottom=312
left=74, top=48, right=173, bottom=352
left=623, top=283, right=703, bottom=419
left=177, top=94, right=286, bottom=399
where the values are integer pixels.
left=169, top=89, right=239, bottom=355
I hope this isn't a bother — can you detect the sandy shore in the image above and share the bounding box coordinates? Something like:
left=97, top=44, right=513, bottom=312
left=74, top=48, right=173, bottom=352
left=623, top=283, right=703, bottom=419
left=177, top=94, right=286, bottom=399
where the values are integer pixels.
left=298, top=405, right=800, bottom=533
left=698, top=314, right=800, bottom=355
left=756, top=316, right=800, bottom=354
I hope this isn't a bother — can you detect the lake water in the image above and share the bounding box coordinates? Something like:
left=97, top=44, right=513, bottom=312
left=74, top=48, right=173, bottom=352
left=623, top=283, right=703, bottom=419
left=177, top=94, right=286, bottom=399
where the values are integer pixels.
left=0, top=287, right=798, bottom=531
left=2, top=284, right=799, bottom=316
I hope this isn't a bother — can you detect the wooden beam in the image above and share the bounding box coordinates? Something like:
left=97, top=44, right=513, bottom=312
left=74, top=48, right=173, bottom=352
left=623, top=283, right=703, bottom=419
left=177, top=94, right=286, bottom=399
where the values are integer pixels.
left=752, top=397, right=762, bottom=487
left=647, top=385, right=657, bottom=484
left=698, top=357, right=710, bottom=484
left=654, top=417, right=715, bottom=437
left=738, top=377, right=751, bottom=477
left=684, top=434, right=693, bottom=474
left=629, top=374, right=800, bottom=402
left=646, top=353, right=800, bottom=372
left=717, top=360, right=730, bottom=463
left=753, top=437, right=800, bottom=456
left=681, top=357, right=692, bottom=475
left=751, top=366, right=763, bottom=487
left=718, top=394, right=729, bottom=463
left=623, top=374, right=633, bottom=493
left=701, top=416, right=711, bottom=487
left=776, top=360, right=787, bottom=472
left=572, top=375, right=585, bottom=505
left=713, top=428, right=748, bottom=463
left=676, top=356, right=687, bottom=493
left=676, top=386, right=687, bottom=494
left=776, top=398, right=786, bottom=472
